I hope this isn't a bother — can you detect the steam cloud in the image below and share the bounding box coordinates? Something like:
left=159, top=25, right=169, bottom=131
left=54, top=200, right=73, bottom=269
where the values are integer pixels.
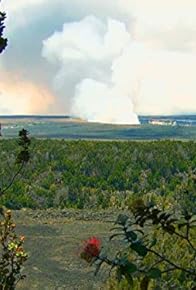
left=42, top=16, right=139, bottom=124
left=1, top=0, right=196, bottom=118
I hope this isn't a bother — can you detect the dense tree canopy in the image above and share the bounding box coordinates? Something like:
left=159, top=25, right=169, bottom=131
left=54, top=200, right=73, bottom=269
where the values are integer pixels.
left=0, top=139, right=195, bottom=210
left=0, top=1, right=7, bottom=53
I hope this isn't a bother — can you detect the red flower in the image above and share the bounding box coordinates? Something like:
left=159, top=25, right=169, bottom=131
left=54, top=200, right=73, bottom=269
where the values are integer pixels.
left=80, top=237, right=101, bottom=263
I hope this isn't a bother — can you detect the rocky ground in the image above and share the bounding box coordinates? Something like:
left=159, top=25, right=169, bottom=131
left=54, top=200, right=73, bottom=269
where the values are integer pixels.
left=12, top=209, right=124, bottom=290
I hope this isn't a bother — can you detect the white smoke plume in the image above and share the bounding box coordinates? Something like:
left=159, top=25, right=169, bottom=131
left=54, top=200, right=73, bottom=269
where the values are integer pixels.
left=73, top=79, right=139, bottom=124
left=1, top=0, right=196, bottom=117
left=42, top=6, right=196, bottom=122
left=42, top=16, right=140, bottom=124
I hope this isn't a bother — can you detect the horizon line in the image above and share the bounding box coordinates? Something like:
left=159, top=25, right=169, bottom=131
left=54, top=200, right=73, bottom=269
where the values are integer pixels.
left=0, top=114, right=196, bottom=118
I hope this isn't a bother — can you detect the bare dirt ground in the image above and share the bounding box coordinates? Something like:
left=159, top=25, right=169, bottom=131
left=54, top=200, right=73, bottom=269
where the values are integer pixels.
left=13, top=209, right=122, bottom=290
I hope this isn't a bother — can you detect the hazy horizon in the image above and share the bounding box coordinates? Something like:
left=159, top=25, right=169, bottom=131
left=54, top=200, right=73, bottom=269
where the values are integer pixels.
left=0, top=113, right=196, bottom=117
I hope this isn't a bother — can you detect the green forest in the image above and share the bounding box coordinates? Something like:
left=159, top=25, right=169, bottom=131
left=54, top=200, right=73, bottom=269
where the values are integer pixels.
left=0, top=139, right=195, bottom=212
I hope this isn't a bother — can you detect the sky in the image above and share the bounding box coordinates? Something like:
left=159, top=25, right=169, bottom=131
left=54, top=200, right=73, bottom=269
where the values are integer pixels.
left=0, top=0, right=196, bottom=124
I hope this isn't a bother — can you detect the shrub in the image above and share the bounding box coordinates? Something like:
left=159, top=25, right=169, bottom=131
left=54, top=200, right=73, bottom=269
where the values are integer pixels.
left=0, top=210, right=28, bottom=289
left=81, top=199, right=196, bottom=289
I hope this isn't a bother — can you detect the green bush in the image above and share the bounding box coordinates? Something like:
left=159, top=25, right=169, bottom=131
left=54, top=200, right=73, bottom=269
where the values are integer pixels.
left=81, top=199, right=196, bottom=289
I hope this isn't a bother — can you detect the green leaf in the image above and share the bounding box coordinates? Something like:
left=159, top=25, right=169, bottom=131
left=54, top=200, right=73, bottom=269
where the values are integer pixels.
left=178, top=270, right=186, bottom=283
left=126, top=230, right=137, bottom=241
left=119, top=258, right=137, bottom=274
left=125, top=261, right=137, bottom=274
left=149, top=238, right=157, bottom=248
left=131, top=242, right=148, bottom=257
left=147, top=268, right=162, bottom=279
left=116, top=214, right=129, bottom=226
left=164, top=224, right=175, bottom=234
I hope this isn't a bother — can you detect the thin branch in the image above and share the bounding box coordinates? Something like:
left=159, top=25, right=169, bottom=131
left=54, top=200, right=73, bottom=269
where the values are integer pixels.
left=147, top=247, right=196, bottom=277
left=160, top=267, right=176, bottom=274
left=170, top=227, right=196, bottom=252
left=0, top=162, right=25, bottom=196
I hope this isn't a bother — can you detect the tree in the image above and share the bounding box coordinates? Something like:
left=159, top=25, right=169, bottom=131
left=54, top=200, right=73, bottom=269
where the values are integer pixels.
left=0, top=130, right=30, bottom=289
left=0, top=1, right=7, bottom=54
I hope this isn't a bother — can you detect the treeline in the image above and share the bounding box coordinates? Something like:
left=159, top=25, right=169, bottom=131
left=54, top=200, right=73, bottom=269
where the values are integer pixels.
left=0, top=139, right=195, bottom=211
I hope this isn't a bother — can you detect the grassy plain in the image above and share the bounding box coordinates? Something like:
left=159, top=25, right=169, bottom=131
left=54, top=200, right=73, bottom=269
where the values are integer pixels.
left=1, top=120, right=196, bottom=140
